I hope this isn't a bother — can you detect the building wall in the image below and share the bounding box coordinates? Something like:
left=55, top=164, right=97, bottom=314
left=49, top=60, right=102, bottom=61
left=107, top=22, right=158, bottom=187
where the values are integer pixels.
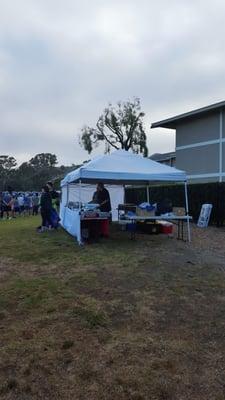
left=176, top=144, right=219, bottom=174
left=222, top=143, right=225, bottom=171
left=222, top=113, right=225, bottom=138
left=176, top=113, right=220, bottom=147
left=188, top=177, right=220, bottom=184
left=175, top=110, right=225, bottom=183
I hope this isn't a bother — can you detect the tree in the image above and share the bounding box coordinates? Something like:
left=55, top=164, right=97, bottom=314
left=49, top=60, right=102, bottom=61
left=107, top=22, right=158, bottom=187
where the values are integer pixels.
left=0, top=155, right=17, bottom=190
left=29, top=153, right=58, bottom=169
left=80, top=98, right=148, bottom=156
left=15, top=162, right=35, bottom=191
left=0, top=155, right=17, bottom=171
left=26, top=153, right=58, bottom=189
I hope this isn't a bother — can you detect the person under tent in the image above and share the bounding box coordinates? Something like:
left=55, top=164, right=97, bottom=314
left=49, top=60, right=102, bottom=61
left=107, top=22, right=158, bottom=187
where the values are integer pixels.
left=92, top=182, right=111, bottom=213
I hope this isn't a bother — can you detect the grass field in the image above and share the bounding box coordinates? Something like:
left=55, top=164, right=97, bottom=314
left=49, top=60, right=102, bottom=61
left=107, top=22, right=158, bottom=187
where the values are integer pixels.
left=0, top=217, right=225, bottom=399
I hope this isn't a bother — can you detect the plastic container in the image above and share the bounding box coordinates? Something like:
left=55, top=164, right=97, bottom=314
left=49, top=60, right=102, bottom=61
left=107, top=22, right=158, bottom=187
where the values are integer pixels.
left=126, top=223, right=136, bottom=232
left=137, top=222, right=160, bottom=234
left=159, top=222, right=173, bottom=234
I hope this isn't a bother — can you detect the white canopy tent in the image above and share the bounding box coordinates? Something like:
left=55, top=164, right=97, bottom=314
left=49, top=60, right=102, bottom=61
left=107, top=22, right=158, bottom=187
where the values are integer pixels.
left=61, top=150, right=186, bottom=185
left=60, top=150, right=189, bottom=243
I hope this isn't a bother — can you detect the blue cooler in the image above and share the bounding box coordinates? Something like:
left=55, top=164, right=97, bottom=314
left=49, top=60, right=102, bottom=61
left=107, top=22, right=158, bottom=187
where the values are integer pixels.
left=126, top=222, right=136, bottom=232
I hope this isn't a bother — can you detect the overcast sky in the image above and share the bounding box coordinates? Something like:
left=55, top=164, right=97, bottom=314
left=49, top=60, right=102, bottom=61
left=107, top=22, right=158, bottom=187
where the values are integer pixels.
left=1, top=0, right=225, bottom=166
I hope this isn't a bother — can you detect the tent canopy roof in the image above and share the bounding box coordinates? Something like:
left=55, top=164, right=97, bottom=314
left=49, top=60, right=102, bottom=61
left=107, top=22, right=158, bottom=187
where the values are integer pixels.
left=61, top=150, right=186, bottom=186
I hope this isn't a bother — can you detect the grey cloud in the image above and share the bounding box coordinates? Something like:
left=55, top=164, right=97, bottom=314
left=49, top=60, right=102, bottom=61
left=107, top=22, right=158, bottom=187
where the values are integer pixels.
left=1, top=0, right=225, bottom=165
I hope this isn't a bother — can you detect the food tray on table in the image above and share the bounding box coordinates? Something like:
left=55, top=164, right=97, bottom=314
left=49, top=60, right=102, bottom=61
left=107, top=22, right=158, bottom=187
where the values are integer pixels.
left=81, top=211, right=99, bottom=219
left=98, top=212, right=110, bottom=218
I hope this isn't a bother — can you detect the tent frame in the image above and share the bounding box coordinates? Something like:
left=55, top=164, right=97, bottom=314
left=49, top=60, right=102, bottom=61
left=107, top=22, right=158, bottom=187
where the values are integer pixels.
left=61, top=150, right=191, bottom=243
left=65, top=179, right=191, bottom=243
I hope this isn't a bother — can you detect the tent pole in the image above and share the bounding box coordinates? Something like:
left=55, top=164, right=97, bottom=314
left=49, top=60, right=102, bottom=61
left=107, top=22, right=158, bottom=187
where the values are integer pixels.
left=123, top=185, right=126, bottom=203
left=78, top=179, right=82, bottom=245
left=184, top=182, right=191, bottom=242
left=66, top=184, right=69, bottom=206
left=146, top=185, right=150, bottom=203
left=79, top=180, right=82, bottom=209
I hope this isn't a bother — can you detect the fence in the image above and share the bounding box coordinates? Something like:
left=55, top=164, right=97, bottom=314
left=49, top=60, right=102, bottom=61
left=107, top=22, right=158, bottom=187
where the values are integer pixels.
left=125, top=182, right=225, bottom=226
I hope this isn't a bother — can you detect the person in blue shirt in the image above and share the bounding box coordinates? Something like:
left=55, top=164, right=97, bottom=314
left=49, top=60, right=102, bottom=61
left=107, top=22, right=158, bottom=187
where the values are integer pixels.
left=32, top=193, right=40, bottom=215
left=24, top=194, right=31, bottom=216
left=13, top=196, right=20, bottom=216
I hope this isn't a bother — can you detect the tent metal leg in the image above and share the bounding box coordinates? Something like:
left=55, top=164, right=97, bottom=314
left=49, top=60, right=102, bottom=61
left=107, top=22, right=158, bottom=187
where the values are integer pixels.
left=146, top=185, right=150, bottom=203
left=184, top=182, right=191, bottom=242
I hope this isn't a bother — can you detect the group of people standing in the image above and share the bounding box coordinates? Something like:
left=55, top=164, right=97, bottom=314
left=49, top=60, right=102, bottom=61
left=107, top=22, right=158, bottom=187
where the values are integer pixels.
left=0, top=191, right=40, bottom=219
left=1, top=182, right=110, bottom=234
left=0, top=182, right=60, bottom=233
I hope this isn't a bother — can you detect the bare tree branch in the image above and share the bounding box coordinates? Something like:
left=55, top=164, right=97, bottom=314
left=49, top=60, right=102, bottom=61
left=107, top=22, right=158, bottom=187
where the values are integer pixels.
left=96, top=119, right=120, bottom=150
left=80, top=98, right=148, bottom=156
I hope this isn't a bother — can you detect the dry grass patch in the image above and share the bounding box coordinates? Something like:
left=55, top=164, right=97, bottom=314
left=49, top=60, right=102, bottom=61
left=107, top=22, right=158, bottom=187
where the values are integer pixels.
left=0, top=217, right=225, bottom=399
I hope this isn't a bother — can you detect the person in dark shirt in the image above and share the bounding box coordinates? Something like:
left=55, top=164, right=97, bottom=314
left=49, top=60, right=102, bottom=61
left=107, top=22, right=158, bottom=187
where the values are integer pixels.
left=155, top=198, right=173, bottom=216
left=92, top=189, right=99, bottom=203
left=95, top=183, right=111, bottom=212
left=38, top=185, right=52, bottom=232
left=47, top=181, right=60, bottom=211
left=3, top=192, right=12, bottom=219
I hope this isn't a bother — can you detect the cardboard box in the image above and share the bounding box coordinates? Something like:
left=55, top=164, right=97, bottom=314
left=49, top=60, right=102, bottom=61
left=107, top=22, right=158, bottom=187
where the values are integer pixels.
left=136, top=208, right=155, bottom=217
left=173, top=207, right=185, bottom=216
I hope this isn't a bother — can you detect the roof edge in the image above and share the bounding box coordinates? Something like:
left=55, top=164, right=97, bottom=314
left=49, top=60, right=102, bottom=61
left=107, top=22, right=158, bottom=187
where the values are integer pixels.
left=151, top=100, right=225, bottom=129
